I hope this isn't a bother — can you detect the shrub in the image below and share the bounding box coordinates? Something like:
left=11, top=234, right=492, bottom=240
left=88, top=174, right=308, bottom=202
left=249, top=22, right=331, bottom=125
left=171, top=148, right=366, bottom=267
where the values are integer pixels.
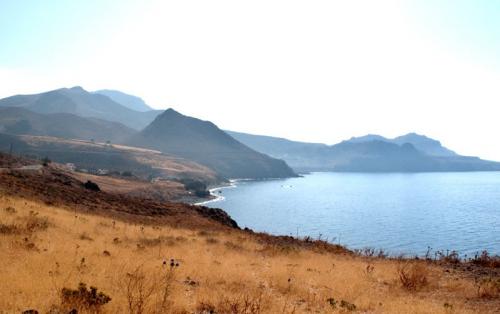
left=195, top=189, right=210, bottom=197
left=397, top=262, right=429, bottom=291
left=0, top=223, right=20, bottom=234
left=197, top=295, right=263, bottom=314
left=327, top=297, right=356, bottom=311
left=224, top=241, right=244, bottom=251
left=472, top=251, right=500, bottom=268
left=475, top=277, right=500, bottom=298
left=340, top=300, right=357, bottom=311
left=79, top=232, right=94, bottom=241
left=205, top=237, right=219, bottom=244
left=41, top=156, right=51, bottom=167
left=84, top=180, right=100, bottom=192
left=436, top=250, right=461, bottom=264
left=178, top=178, right=210, bottom=197
left=24, top=211, right=50, bottom=233
left=61, top=282, right=111, bottom=312
left=4, top=206, right=16, bottom=214
left=124, top=264, right=177, bottom=314
left=0, top=212, right=49, bottom=235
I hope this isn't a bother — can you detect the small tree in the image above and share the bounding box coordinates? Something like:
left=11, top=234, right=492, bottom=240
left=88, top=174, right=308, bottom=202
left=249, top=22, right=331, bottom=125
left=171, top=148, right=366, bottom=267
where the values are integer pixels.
left=41, top=157, right=51, bottom=167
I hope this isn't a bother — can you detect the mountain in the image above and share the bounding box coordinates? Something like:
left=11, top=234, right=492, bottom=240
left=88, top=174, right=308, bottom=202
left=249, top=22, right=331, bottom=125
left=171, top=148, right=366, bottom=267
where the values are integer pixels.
left=128, top=109, right=297, bottom=179
left=345, top=132, right=457, bottom=157
left=392, top=133, right=457, bottom=156
left=225, top=131, right=330, bottom=172
left=0, top=107, right=136, bottom=143
left=345, top=134, right=388, bottom=143
left=93, top=89, right=153, bottom=112
left=0, top=86, right=162, bottom=130
left=227, top=131, right=500, bottom=172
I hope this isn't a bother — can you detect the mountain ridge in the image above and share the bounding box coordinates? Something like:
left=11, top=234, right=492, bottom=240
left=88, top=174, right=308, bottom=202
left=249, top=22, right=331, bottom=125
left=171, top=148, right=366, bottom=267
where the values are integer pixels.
left=93, top=89, right=153, bottom=112
left=346, top=132, right=457, bottom=157
left=129, top=109, right=297, bottom=179
left=0, top=107, right=136, bottom=143
left=227, top=131, right=500, bottom=172
left=0, top=86, right=161, bottom=130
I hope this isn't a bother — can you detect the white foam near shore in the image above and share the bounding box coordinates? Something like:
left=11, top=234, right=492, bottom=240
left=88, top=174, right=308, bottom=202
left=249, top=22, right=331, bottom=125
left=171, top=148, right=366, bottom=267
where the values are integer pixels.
left=194, top=179, right=238, bottom=205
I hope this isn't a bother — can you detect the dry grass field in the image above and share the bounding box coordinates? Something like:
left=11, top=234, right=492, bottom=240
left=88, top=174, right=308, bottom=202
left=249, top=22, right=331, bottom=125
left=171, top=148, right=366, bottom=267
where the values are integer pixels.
left=1, top=195, right=498, bottom=314
left=68, top=172, right=189, bottom=202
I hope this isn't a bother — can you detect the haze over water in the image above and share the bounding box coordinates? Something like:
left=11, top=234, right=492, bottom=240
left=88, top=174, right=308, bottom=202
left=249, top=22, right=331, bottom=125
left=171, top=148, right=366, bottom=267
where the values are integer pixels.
left=207, top=172, right=500, bottom=256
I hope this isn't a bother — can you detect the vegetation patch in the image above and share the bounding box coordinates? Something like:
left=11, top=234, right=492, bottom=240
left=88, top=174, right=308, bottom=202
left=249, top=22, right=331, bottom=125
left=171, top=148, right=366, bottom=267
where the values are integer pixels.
left=60, top=282, right=111, bottom=312
left=397, top=262, right=430, bottom=291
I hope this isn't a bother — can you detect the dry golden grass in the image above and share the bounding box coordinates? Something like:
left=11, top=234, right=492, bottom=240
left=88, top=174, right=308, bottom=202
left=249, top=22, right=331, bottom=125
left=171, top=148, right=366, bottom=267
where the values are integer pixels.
left=19, top=135, right=218, bottom=183
left=68, top=172, right=188, bottom=202
left=0, top=195, right=498, bottom=313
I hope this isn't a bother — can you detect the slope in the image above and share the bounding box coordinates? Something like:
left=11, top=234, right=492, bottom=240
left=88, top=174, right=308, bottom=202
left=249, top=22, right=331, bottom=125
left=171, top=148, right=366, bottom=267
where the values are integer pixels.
left=129, top=109, right=297, bottom=179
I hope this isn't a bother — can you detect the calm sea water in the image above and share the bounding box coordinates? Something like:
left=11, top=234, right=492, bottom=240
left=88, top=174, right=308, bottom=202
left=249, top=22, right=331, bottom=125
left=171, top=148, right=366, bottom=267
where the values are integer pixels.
left=205, top=172, right=500, bottom=256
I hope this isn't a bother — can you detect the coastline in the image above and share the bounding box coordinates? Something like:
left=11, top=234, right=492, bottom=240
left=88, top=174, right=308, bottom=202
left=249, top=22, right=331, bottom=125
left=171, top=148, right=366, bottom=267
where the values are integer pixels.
left=192, top=172, right=500, bottom=257
left=194, top=179, right=239, bottom=205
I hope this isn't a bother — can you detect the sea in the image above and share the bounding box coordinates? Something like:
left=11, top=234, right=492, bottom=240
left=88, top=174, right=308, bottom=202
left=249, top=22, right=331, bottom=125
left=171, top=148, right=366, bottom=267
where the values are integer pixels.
left=203, top=172, right=500, bottom=256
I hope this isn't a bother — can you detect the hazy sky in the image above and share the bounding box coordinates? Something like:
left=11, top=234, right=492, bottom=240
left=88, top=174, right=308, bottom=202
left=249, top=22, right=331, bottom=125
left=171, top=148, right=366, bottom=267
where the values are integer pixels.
left=1, top=1, right=500, bottom=160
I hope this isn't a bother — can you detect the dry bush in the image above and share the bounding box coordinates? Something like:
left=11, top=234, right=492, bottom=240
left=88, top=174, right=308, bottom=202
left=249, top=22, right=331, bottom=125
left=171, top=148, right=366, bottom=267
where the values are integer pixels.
left=0, top=211, right=49, bottom=235
left=224, top=241, right=244, bottom=251
left=397, top=262, right=429, bottom=291
left=196, top=294, right=263, bottom=314
left=123, top=263, right=178, bottom=314
left=138, top=235, right=186, bottom=247
left=60, top=282, right=111, bottom=313
left=3, top=206, right=17, bottom=214
left=0, top=222, right=20, bottom=234
left=436, top=250, right=461, bottom=264
left=79, top=232, right=94, bottom=241
left=197, top=230, right=215, bottom=237
left=257, top=244, right=298, bottom=257
left=474, top=277, right=500, bottom=298
left=327, top=297, right=357, bottom=311
left=205, top=237, right=219, bottom=244
left=354, top=247, right=388, bottom=258
left=24, top=211, right=50, bottom=232
left=124, top=267, right=156, bottom=314
left=472, top=251, right=500, bottom=268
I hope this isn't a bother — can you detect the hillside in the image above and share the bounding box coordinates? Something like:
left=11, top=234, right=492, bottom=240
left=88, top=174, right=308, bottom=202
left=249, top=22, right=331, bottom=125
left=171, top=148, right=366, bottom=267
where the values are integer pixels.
left=0, top=133, right=219, bottom=185
left=227, top=131, right=500, bottom=172
left=129, top=109, right=297, bottom=179
left=0, top=153, right=498, bottom=313
left=0, top=86, right=161, bottom=130
left=93, top=89, right=153, bottom=112
left=0, top=107, right=136, bottom=143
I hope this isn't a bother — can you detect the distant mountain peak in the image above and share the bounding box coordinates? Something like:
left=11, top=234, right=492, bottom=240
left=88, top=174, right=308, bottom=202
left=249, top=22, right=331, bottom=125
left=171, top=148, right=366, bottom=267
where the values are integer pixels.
left=149, top=108, right=188, bottom=126
left=397, top=132, right=431, bottom=140
left=162, top=108, right=182, bottom=116
left=68, top=86, right=86, bottom=92
left=344, top=132, right=457, bottom=157
left=345, top=134, right=388, bottom=143
left=93, top=89, right=154, bottom=112
left=0, top=86, right=162, bottom=130
left=392, top=133, right=456, bottom=156
left=129, top=109, right=296, bottom=179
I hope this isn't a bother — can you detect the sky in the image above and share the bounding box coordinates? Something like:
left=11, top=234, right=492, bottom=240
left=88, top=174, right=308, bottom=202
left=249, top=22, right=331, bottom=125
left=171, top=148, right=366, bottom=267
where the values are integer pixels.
left=1, top=0, right=500, bottom=160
